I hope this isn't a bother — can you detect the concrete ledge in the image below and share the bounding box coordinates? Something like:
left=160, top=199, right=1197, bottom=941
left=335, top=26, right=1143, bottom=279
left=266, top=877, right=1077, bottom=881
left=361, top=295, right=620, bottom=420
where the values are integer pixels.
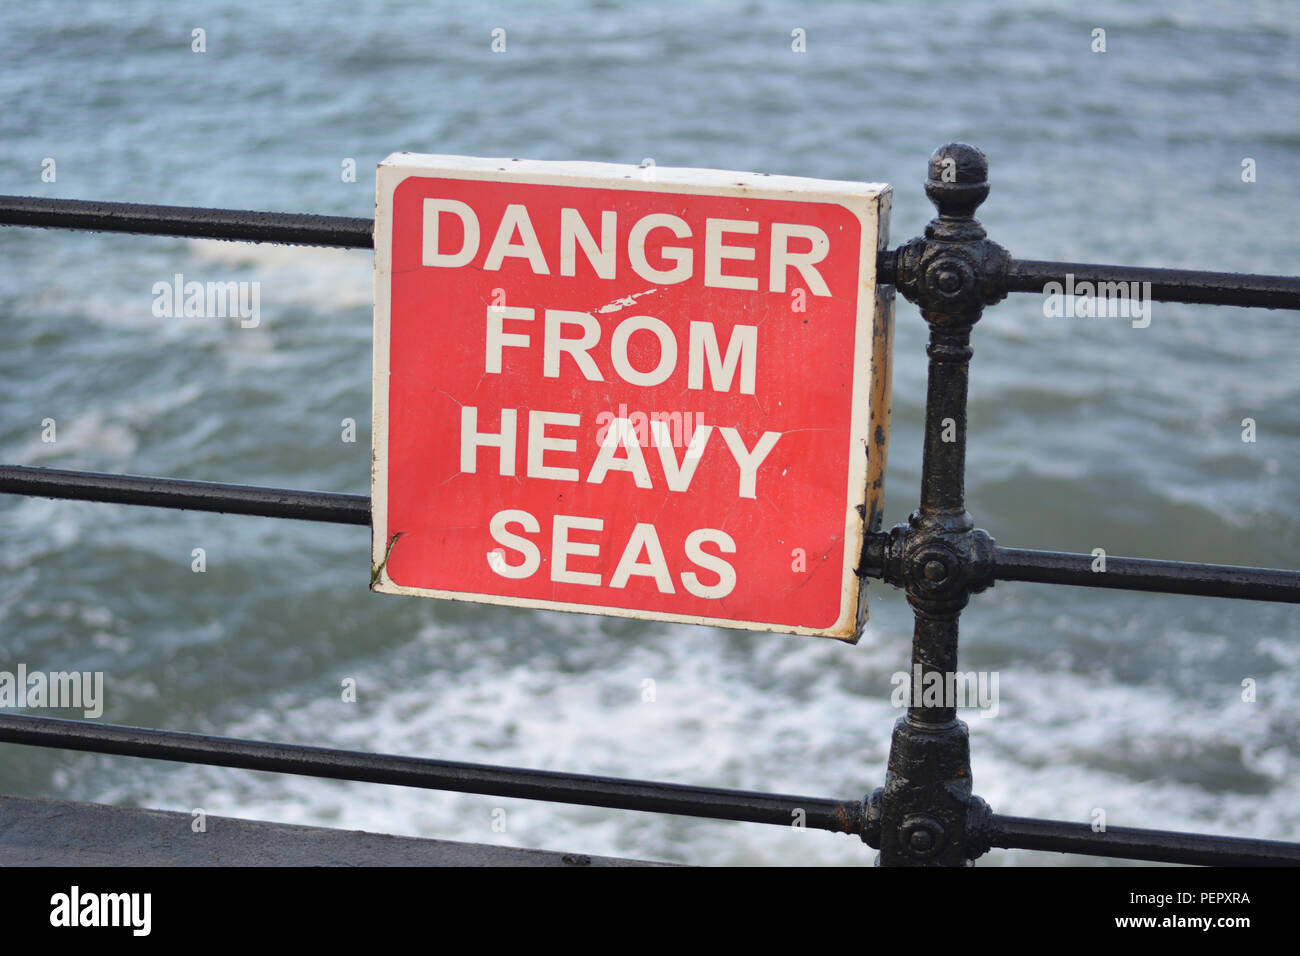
left=0, top=794, right=669, bottom=866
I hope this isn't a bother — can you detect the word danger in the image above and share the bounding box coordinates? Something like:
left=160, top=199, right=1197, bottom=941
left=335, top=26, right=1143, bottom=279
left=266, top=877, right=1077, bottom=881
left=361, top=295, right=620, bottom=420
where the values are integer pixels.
left=424, top=199, right=834, bottom=292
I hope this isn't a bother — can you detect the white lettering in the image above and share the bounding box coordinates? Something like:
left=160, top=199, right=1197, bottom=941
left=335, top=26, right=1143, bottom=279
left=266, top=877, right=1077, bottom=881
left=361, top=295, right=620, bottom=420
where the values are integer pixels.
left=681, top=528, right=737, bottom=598
left=719, top=428, right=781, bottom=498
left=687, top=322, right=757, bottom=394
left=610, top=523, right=675, bottom=592
left=488, top=509, right=541, bottom=578
left=769, top=223, right=830, bottom=296
left=461, top=407, right=517, bottom=476
left=551, top=514, right=603, bottom=585
left=559, top=208, right=616, bottom=279
left=543, top=310, right=603, bottom=380
left=628, top=214, right=692, bottom=284
left=527, top=410, right=580, bottom=481
left=610, top=315, right=677, bottom=387
left=423, top=198, right=480, bottom=267
left=483, top=203, right=550, bottom=273
left=485, top=305, right=533, bottom=373
left=704, top=218, right=759, bottom=291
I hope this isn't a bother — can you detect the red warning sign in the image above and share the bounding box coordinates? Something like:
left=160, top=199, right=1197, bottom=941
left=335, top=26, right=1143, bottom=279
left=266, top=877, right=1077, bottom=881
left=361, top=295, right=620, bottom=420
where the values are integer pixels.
left=372, top=154, right=892, bottom=640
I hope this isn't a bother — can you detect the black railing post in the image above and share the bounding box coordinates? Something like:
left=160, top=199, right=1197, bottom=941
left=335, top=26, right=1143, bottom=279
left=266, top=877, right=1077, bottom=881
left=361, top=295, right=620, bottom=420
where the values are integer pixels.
left=869, top=144, right=1006, bottom=865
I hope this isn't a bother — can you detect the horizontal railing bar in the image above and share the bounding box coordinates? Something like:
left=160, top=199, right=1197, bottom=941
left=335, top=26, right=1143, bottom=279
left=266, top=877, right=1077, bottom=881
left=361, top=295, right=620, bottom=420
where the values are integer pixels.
left=3, top=714, right=1292, bottom=864
left=8, top=470, right=1300, bottom=602
left=0, top=196, right=373, bottom=248
left=1006, top=258, right=1300, bottom=310
left=990, top=814, right=1300, bottom=866
left=993, top=545, right=1300, bottom=603
left=859, top=532, right=1300, bottom=603
left=2, top=197, right=1297, bottom=311
left=0, top=715, right=864, bottom=834
left=0, top=465, right=370, bottom=525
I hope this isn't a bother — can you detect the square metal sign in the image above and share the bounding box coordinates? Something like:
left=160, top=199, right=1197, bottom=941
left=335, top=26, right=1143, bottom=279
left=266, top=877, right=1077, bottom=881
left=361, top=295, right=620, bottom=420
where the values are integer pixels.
left=372, top=153, right=892, bottom=640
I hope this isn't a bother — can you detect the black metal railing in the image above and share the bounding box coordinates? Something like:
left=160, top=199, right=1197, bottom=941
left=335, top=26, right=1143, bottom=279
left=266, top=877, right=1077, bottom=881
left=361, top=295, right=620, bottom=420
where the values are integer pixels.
left=1, top=143, right=1298, bottom=866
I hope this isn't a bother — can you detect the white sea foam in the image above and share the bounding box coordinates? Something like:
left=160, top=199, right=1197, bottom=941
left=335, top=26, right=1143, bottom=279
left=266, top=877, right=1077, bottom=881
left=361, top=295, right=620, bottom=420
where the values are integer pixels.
left=188, top=241, right=372, bottom=311
left=80, top=611, right=1299, bottom=866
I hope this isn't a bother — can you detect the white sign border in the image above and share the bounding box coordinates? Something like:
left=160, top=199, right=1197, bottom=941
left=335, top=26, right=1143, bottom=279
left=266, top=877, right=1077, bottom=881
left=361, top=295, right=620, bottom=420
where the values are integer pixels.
left=371, top=153, right=892, bottom=641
